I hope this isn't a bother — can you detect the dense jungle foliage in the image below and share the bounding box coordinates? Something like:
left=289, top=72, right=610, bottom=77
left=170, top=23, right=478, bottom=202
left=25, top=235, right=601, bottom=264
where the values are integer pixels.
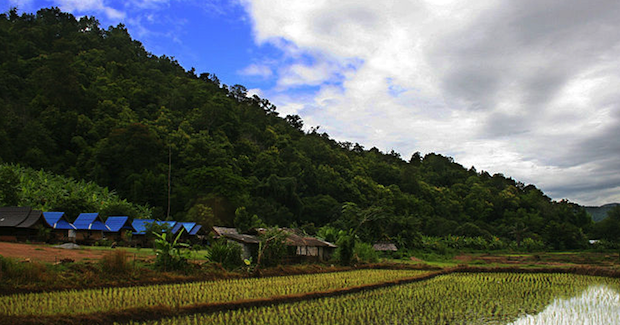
left=0, top=8, right=596, bottom=250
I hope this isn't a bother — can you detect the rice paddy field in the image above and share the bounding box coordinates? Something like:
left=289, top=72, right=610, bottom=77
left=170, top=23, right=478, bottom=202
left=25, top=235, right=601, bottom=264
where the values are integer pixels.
left=123, top=273, right=620, bottom=325
left=2, top=269, right=620, bottom=325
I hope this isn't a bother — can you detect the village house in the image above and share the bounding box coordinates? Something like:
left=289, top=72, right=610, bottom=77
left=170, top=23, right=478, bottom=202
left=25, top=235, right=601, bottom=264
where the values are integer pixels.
left=212, top=226, right=337, bottom=262
left=0, top=207, right=49, bottom=242
left=72, top=212, right=110, bottom=243
left=104, top=216, right=135, bottom=242
left=43, top=211, right=77, bottom=242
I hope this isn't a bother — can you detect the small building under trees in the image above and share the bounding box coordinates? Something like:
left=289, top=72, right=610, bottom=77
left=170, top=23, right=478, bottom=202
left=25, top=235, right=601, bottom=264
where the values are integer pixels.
left=373, top=242, right=398, bottom=252
left=43, top=211, right=77, bottom=242
left=0, top=207, right=50, bottom=242
left=73, top=213, right=110, bottom=243
left=104, top=216, right=135, bottom=242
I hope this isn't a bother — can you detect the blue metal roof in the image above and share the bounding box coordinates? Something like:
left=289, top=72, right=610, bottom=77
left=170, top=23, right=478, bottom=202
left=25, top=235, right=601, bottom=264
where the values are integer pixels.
left=73, top=213, right=110, bottom=231
left=43, top=212, right=63, bottom=225
left=189, top=224, right=203, bottom=236
left=43, top=212, right=76, bottom=230
left=179, top=222, right=197, bottom=233
left=104, top=216, right=133, bottom=232
left=131, top=220, right=178, bottom=235
left=131, top=219, right=154, bottom=235
left=171, top=222, right=183, bottom=234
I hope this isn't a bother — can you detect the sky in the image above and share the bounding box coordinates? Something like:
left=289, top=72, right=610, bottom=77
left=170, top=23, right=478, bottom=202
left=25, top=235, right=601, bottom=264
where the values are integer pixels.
left=3, top=0, right=620, bottom=206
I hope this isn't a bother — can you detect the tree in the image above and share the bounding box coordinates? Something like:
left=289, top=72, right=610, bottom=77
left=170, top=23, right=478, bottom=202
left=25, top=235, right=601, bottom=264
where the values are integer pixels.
left=0, top=166, right=21, bottom=206
left=284, top=114, right=304, bottom=131
left=253, top=227, right=288, bottom=276
left=234, top=207, right=265, bottom=233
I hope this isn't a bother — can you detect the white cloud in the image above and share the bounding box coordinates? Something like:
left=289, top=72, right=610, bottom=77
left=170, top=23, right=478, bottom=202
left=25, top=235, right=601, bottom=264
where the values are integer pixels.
left=57, top=0, right=125, bottom=20
left=241, top=0, right=620, bottom=205
left=239, top=63, right=273, bottom=78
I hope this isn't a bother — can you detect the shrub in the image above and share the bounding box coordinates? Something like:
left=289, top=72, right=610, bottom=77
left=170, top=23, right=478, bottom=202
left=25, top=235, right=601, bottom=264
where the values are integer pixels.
left=99, top=250, right=132, bottom=275
left=335, top=234, right=355, bottom=266
left=153, top=230, right=190, bottom=271
left=206, top=240, right=243, bottom=271
left=0, top=255, right=47, bottom=284
left=353, top=242, right=379, bottom=263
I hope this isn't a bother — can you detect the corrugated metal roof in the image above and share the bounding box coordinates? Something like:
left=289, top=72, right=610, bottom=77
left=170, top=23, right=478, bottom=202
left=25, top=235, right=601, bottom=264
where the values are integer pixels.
left=104, top=216, right=133, bottom=232
left=0, top=207, right=32, bottom=227
left=180, top=222, right=196, bottom=233
left=43, top=212, right=76, bottom=230
left=131, top=219, right=179, bottom=235
left=43, top=212, right=63, bottom=225
left=0, top=207, right=49, bottom=229
left=17, top=209, right=46, bottom=228
left=73, top=213, right=110, bottom=231
left=171, top=222, right=183, bottom=234
left=131, top=219, right=154, bottom=235
left=189, top=224, right=203, bottom=235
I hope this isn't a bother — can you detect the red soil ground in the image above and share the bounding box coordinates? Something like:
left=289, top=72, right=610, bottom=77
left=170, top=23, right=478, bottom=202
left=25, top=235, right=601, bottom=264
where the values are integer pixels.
left=0, top=242, right=114, bottom=263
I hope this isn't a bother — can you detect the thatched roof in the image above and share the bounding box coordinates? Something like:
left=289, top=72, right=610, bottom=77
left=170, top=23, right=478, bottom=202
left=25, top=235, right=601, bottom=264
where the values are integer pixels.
left=252, top=227, right=337, bottom=248
left=285, top=231, right=337, bottom=248
left=212, top=226, right=239, bottom=236
left=373, top=242, right=398, bottom=252
left=221, top=233, right=260, bottom=244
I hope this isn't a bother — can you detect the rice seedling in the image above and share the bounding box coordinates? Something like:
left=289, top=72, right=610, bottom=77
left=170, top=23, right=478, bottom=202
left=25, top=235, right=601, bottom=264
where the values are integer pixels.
left=0, top=269, right=429, bottom=317
left=124, top=273, right=620, bottom=325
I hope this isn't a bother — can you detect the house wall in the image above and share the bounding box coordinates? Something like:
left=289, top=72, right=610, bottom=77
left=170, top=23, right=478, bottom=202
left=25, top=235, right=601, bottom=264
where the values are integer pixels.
left=75, top=230, right=103, bottom=242
left=296, top=246, right=320, bottom=257
left=227, top=239, right=255, bottom=260
left=51, top=229, right=74, bottom=242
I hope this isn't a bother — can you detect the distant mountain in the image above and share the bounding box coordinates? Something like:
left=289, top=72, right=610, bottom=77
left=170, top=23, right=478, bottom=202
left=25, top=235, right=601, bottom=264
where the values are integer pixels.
left=585, top=203, right=620, bottom=222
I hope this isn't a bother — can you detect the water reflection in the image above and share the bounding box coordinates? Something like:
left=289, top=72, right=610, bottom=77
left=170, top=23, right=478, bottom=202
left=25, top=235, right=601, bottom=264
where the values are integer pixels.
left=507, top=285, right=620, bottom=325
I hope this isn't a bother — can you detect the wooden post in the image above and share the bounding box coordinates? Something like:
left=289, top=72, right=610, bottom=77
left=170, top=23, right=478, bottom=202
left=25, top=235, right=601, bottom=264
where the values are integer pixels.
left=167, top=145, right=172, bottom=220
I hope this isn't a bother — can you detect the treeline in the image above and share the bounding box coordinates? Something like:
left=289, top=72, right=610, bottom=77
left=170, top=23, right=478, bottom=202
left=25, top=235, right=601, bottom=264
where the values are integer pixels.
left=0, top=8, right=593, bottom=250
left=0, top=163, right=151, bottom=220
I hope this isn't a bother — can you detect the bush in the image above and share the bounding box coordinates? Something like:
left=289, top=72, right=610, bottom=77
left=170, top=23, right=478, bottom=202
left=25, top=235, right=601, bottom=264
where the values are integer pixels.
left=153, top=230, right=190, bottom=271
left=0, top=255, right=48, bottom=284
left=207, top=240, right=243, bottom=271
left=100, top=250, right=132, bottom=275
left=257, top=227, right=288, bottom=268
left=335, top=234, right=355, bottom=266
left=353, top=242, right=379, bottom=263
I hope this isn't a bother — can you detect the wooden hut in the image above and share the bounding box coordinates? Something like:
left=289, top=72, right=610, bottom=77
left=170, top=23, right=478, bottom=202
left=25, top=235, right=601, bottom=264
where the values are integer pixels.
left=212, top=226, right=260, bottom=260
left=131, top=219, right=179, bottom=246
left=0, top=207, right=50, bottom=242
left=104, top=216, right=134, bottom=242
left=281, top=229, right=337, bottom=261
left=249, top=227, right=337, bottom=261
left=72, top=213, right=110, bottom=243
left=43, top=211, right=77, bottom=242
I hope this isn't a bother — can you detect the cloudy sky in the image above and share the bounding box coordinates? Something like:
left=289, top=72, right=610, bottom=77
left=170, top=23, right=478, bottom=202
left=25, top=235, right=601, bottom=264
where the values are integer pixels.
left=4, top=0, right=620, bottom=206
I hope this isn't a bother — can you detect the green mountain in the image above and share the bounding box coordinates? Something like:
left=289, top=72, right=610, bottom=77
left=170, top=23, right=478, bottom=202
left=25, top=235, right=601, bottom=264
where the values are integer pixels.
left=585, top=203, right=620, bottom=222
left=0, top=8, right=593, bottom=249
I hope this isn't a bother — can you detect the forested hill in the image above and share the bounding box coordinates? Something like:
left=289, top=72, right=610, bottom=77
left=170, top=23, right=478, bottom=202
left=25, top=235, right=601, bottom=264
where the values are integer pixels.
left=585, top=203, right=620, bottom=222
left=0, top=8, right=592, bottom=249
